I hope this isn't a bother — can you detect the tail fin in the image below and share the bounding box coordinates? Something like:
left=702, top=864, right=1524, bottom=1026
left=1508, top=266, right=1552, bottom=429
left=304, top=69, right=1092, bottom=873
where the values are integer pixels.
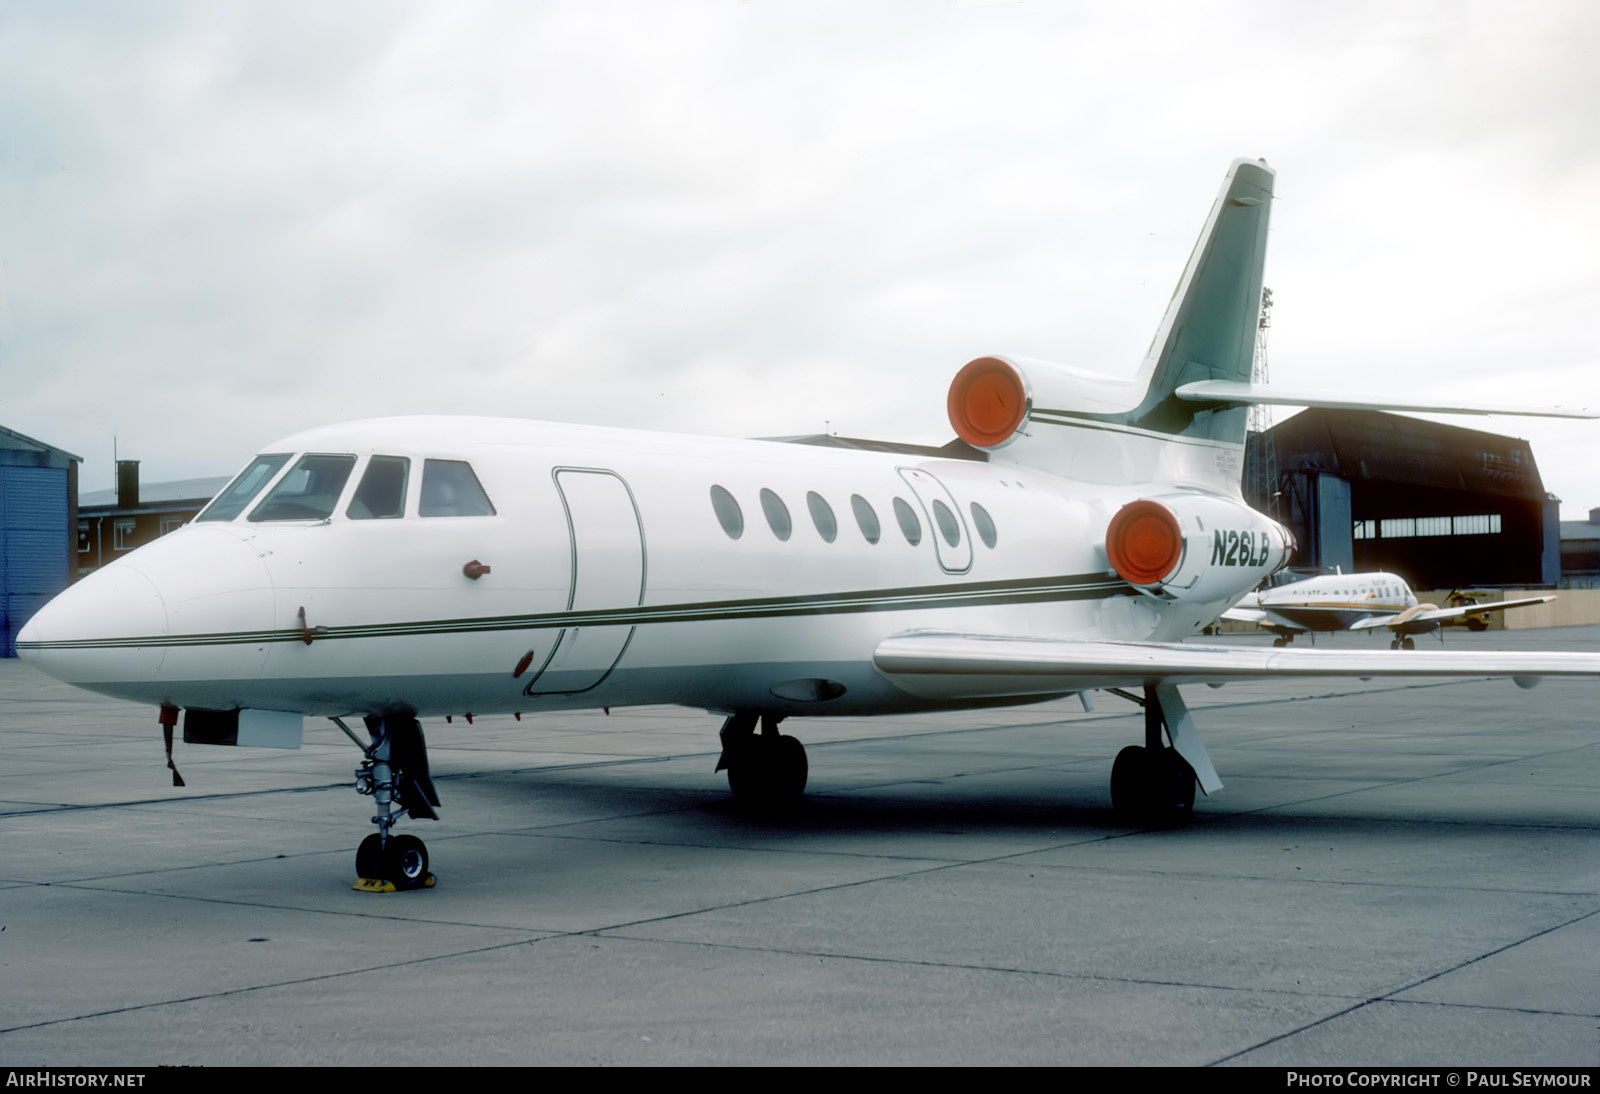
left=1115, top=157, right=1274, bottom=439
left=945, top=159, right=1276, bottom=489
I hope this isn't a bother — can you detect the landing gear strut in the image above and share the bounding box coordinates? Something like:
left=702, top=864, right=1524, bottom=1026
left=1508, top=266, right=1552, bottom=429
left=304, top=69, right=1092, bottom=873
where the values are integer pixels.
left=716, top=712, right=807, bottom=811
left=339, top=715, right=440, bottom=891
left=1109, top=685, right=1197, bottom=826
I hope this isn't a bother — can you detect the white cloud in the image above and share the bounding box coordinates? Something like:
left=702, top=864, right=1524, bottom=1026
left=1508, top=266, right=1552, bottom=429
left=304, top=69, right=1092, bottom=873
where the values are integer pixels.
left=1, top=0, right=1595, bottom=514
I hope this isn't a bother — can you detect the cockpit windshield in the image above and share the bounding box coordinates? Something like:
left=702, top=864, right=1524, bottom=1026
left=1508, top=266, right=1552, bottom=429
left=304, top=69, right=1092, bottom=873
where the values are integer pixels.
left=419, top=459, right=496, bottom=517
left=196, top=454, right=293, bottom=523
left=248, top=454, right=357, bottom=522
left=347, top=456, right=409, bottom=520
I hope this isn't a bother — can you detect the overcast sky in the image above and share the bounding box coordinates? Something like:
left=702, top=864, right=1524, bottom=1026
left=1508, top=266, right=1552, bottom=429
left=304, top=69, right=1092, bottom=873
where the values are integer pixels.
left=3, top=1, right=1597, bottom=517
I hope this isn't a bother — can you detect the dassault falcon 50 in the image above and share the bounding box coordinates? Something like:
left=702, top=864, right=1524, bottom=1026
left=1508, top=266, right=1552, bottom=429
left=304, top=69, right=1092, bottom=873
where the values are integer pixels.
left=1224, top=571, right=1556, bottom=648
left=19, top=159, right=1600, bottom=890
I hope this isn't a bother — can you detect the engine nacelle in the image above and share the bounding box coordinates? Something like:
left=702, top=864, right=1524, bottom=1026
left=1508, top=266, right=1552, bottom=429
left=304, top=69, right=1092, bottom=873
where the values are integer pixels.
left=1104, top=495, right=1292, bottom=602
left=947, top=354, right=1147, bottom=450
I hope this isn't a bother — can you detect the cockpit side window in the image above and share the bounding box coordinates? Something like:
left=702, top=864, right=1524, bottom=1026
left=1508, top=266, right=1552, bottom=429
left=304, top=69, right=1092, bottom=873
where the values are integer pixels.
left=419, top=459, right=496, bottom=517
left=197, top=453, right=292, bottom=522
left=347, top=456, right=410, bottom=520
left=248, top=454, right=357, bottom=522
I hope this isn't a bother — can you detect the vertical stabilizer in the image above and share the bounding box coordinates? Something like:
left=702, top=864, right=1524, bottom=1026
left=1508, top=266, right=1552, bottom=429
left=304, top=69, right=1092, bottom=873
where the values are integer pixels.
left=946, top=159, right=1276, bottom=489
left=1116, top=158, right=1275, bottom=439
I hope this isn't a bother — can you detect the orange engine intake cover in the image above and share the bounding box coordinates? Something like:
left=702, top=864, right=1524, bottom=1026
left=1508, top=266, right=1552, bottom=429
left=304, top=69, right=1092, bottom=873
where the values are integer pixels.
left=1105, top=500, right=1183, bottom=586
left=948, top=357, right=1029, bottom=448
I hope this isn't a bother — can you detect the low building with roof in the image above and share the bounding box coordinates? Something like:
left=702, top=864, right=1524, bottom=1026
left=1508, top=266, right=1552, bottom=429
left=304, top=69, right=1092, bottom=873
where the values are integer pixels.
left=77, top=462, right=231, bottom=577
left=1559, top=509, right=1600, bottom=587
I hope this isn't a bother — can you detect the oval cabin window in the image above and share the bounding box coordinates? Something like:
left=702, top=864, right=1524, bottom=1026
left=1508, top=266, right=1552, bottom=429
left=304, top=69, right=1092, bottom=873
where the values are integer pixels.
left=760, top=488, right=792, bottom=542
left=710, top=485, right=744, bottom=540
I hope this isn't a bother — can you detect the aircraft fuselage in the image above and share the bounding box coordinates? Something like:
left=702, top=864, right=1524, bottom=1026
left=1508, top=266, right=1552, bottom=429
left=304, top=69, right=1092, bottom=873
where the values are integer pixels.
left=20, top=416, right=1277, bottom=720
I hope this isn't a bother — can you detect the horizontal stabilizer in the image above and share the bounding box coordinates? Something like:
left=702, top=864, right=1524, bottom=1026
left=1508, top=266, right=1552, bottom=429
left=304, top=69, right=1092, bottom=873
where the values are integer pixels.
left=874, top=632, right=1600, bottom=701
left=1174, top=381, right=1596, bottom=420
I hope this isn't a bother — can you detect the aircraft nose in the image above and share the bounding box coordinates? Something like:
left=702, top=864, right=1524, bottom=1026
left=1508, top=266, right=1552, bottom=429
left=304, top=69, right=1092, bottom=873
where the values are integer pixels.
left=16, top=563, right=171, bottom=693
left=19, top=526, right=277, bottom=705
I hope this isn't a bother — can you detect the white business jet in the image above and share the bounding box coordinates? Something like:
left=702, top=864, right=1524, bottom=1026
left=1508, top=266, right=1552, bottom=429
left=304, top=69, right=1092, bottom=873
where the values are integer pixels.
left=1223, top=571, right=1555, bottom=648
left=19, top=159, right=1600, bottom=891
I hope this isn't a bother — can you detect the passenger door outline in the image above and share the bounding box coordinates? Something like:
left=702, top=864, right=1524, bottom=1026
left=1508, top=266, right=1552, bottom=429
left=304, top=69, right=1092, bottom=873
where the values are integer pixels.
left=896, top=467, right=973, bottom=574
left=522, top=468, right=647, bottom=695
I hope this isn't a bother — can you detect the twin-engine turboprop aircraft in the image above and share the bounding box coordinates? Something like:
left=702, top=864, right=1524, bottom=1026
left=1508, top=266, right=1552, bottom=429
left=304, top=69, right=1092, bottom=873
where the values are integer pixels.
left=1223, top=571, right=1556, bottom=648
left=18, top=158, right=1600, bottom=891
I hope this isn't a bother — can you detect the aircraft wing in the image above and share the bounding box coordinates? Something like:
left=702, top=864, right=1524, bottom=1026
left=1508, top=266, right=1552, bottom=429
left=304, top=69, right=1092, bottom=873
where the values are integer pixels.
left=872, top=632, right=1600, bottom=701
left=1344, top=596, right=1557, bottom=634
left=1400, top=596, right=1556, bottom=627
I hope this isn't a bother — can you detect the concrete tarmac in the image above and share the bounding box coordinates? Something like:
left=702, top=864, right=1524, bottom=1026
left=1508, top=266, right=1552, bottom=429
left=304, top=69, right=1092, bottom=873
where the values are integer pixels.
left=3, top=627, right=1598, bottom=1066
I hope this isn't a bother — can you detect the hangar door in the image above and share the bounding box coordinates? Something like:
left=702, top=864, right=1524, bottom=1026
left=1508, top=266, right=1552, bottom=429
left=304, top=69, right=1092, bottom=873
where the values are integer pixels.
left=1, top=466, right=69, bottom=657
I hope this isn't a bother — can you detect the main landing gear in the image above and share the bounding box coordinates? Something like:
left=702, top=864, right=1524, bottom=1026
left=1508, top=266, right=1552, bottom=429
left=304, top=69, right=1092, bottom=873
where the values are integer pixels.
left=1110, top=684, right=1199, bottom=826
left=336, top=715, right=441, bottom=892
left=1390, top=637, right=1416, bottom=650
left=716, top=712, right=808, bottom=811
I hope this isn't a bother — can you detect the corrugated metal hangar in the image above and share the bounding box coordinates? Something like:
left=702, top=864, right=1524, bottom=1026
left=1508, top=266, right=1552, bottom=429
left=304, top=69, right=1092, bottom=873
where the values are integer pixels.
left=1245, top=409, right=1559, bottom=589
left=1, top=426, right=81, bottom=657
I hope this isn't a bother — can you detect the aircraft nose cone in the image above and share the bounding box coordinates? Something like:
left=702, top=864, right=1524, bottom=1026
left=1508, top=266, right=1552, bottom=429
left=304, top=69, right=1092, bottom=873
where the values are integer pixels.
left=16, top=564, right=170, bottom=694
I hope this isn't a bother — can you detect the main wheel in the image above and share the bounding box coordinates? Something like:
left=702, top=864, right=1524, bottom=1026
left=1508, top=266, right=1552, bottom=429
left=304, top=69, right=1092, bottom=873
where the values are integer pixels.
left=1401, top=637, right=1415, bottom=650
left=1149, top=749, right=1197, bottom=824
left=1111, top=745, right=1195, bottom=826
left=727, top=734, right=807, bottom=810
left=770, top=734, right=808, bottom=801
left=356, top=834, right=384, bottom=879
left=1110, top=745, right=1150, bottom=819
left=384, top=834, right=429, bottom=887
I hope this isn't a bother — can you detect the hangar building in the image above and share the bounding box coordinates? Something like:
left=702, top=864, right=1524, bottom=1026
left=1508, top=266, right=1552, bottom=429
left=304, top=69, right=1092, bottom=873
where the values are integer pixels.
left=1244, top=409, right=1558, bottom=589
left=1, top=426, right=81, bottom=657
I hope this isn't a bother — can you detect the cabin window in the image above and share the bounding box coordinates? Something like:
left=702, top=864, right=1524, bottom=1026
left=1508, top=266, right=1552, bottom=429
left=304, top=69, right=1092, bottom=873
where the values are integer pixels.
left=419, top=460, right=496, bottom=517
left=198, top=453, right=292, bottom=522
left=851, top=495, right=880, bottom=544
left=892, top=497, right=922, bottom=546
left=931, top=499, right=961, bottom=548
left=970, top=502, right=997, bottom=548
left=249, top=454, right=357, bottom=522
left=760, top=488, right=792, bottom=542
left=710, top=485, right=744, bottom=539
left=807, top=491, right=837, bottom=543
left=347, top=457, right=410, bottom=520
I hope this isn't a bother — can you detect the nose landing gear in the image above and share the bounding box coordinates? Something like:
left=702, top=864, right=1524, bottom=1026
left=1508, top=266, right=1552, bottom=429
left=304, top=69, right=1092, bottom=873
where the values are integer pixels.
left=337, top=715, right=440, bottom=892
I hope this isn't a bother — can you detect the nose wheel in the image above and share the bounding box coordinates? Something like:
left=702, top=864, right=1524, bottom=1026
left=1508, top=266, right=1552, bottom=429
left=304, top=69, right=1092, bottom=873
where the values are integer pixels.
left=339, top=715, right=439, bottom=892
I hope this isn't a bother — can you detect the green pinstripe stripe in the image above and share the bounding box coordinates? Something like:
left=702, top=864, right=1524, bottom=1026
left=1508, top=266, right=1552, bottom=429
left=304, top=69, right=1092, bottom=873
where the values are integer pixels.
left=18, top=571, right=1133, bottom=652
